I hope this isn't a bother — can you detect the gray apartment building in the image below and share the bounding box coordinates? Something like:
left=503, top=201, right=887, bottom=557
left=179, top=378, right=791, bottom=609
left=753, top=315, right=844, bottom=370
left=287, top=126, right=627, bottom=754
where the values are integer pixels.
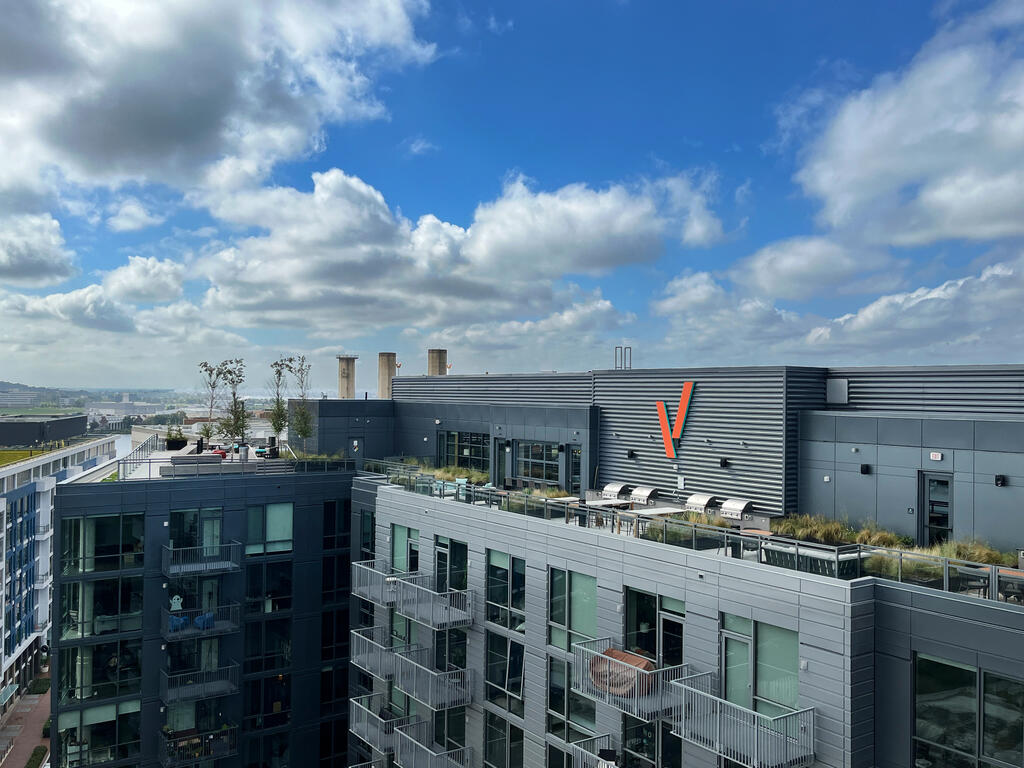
left=50, top=362, right=1024, bottom=768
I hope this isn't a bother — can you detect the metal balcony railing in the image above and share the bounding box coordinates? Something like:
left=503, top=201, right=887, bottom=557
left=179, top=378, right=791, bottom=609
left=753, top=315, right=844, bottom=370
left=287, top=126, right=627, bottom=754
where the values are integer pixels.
left=349, top=693, right=416, bottom=755
left=569, top=735, right=618, bottom=768
left=159, top=724, right=238, bottom=767
left=34, top=522, right=52, bottom=539
left=352, top=558, right=409, bottom=607
left=394, top=573, right=474, bottom=630
left=395, top=720, right=473, bottom=768
left=669, top=671, right=815, bottom=768
left=160, top=663, right=240, bottom=704
left=572, top=637, right=690, bottom=721
left=162, top=603, right=241, bottom=641
left=394, top=647, right=473, bottom=710
left=350, top=762, right=386, bottom=768
left=351, top=626, right=412, bottom=681
left=33, top=573, right=50, bottom=589
left=161, top=541, right=241, bottom=577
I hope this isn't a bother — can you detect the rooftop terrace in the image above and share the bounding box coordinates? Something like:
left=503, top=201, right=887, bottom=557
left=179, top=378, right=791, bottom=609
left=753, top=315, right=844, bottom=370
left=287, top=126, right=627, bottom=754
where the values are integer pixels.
left=363, top=458, right=1024, bottom=609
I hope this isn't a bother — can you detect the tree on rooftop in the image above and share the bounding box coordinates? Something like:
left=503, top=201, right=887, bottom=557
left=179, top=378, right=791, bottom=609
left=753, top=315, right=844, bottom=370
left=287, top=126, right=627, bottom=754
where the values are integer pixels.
left=198, top=360, right=232, bottom=440
left=290, top=355, right=313, bottom=455
left=216, top=359, right=248, bottom=452
left=269, top=356, right=294, bottom=447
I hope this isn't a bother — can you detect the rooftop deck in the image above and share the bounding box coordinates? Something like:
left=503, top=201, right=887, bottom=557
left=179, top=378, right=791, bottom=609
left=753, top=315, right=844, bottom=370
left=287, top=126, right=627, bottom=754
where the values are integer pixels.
left=363, top=459, right=1024, bottom=609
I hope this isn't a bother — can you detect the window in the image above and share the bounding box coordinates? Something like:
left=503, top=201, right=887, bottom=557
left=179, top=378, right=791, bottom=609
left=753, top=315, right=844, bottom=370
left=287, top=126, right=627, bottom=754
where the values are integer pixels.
left=433, top=706, right=466, bottom=753
left=438, top=430, right=491, bottom=472
left=322, top=500, right=350, bottom=550
left=568, top=445, right=582, bottom=496
left=246, top=561, right=292, bottom=614
left=391, top=524, right=419, bottom=573
left=357, top=507, right=374, bottom=560
left=548, top=568, right=596, bottom=650
left=435, top=536, right=468, bottom=591
left=321, top=609, right=348, bottom=661
left=247, top=731, right=291, bottom=768
left=625, top=588, right=657, bottom=658
left=516, top=441, right=559, bottom=484
left=914, top=654, right=1024, bottom=767
left=320, top=718, right=348, bottom=768
left=57, top=700, right=141, bottom=764
left=321, top=553, right=350, bottom=604
left=484, top=711, right=524, bottom=768
left=244, top=674, right=291, bottom=730
left=244, top=618, right=291, bottom=673
left=60, top=512, right=145, bottom=574
left=246, top=503, right=293, bottom=555
left=320, top=664, right=347, bottom=716
left=547, top=744, right=573, bottom=768
left=59, top=575, right=143, bottom=639
left=720, top=614, right=798, bottom=716
left=487, top=550, right=526, bottom=632
left=58, top=640, right=141, bottom=703
left=547, top=657, right=595, bottom=743
left=434, top=627, right=467, bottom=671
left=486, top=631, right=525, bottom=717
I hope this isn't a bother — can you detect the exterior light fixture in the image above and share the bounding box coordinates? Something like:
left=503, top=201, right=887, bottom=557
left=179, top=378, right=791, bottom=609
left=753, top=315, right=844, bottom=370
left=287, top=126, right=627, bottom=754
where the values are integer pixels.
left=995, top=475, right=1007, bottom=487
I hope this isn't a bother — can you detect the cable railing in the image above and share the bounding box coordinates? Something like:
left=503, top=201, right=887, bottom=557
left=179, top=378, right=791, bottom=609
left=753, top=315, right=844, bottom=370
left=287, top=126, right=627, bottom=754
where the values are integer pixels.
left=117, top=456, right=355, bottom=481
left=395, top=720, right=473, bottom=768
left=669, top=671, right=815, bottom=768
left=394, top=647, right=473, bottom=710
left=159, top=723, right=238, bottom=767
left=359, top=462, right=1024, bottom=607
left=394, top=573, right=474, bottom=630
left=572, top=637, right=690, bottom=721
left=161, top=541, right=241, bottom=577
left=350, top=625, right=413, bottom=681
left=349, top=693, right=416, bottom=755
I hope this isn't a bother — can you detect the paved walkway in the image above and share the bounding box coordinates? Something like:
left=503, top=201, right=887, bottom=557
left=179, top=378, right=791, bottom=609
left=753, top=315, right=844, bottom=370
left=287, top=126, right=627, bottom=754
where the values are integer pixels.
left=0, top=675, right=50, bottom=768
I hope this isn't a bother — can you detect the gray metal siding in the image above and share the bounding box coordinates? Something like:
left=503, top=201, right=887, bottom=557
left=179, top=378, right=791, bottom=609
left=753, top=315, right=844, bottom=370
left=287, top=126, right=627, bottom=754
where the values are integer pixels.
left=391, top=373, right=595, bottom=406
left=785, top=368, right=828, bottom=514
left=827, top=365, right=1024, bottom=415
left=592, top=367, right=790, bottom=515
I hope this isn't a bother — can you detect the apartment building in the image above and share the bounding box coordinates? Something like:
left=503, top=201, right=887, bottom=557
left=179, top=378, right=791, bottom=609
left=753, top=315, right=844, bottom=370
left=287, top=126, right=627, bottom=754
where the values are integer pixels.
left=0, top=435, right=117, bottom=715
left=50, top=453, right=354, bottom=768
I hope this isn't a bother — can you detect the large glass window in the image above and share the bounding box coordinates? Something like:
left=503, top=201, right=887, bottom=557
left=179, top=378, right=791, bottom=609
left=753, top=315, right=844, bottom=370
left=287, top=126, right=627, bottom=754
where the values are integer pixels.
left=321, top=609, right=348, bottom=662
left=58, top=700, right=141, bottom=765
left=625, top=588, right=657, bottom=659
left=58, top=640, right=141, bottom=704
left=484, top=712, right=524, bottom=768
left=914, top=654, right=979, bottom=763
left=321, top=553, right=350, bottom=604
left=244, top=618, right=291, bottom=673
left=983, top=673, right=1024, bottom=765
left=720, top=614, right=798, bottom=716
left=391, top=524, right=419, bottom=573
left=244, top=674, right=291, bottom=730
left=60, top=512, right=144, bottom=574
left=548, top=568, right=596, bottom=650
left=438, top=431, right=490, bottom=472
left=245, top=561, right=292, bottom=614
left=486, top=631, right=525, bottom=717
left=516, top=441, right=560, bottom=484
left=246, top=503, right=293, bottom=555
left=487, top=550, right=526, bottom=632
left=59, top=576, right=143, bottom=639
left=546, top=656, right=595, bottom=743
left=322, top=500, right=350, bottom=550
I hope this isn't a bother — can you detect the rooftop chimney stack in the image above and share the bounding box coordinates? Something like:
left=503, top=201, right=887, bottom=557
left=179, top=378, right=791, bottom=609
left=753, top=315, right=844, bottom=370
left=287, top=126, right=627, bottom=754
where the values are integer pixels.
left=427, top=348, right=448, bottom=376
left=377, top=352, right=397, bottom=399
left=336, top=355, right=358, bottom=399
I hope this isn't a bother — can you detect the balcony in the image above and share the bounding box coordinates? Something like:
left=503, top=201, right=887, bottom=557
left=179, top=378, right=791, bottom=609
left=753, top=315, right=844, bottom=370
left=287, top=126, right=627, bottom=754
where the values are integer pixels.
left=351, top=626, right=412, bottom=681
left=33, top=573, right=50, bottom=589
left=162, top=603, right=241, bottom=642
left=395, top=721, right=473, bottom=768
left=394, top=574, right=473, bottom=630
left=350, top=762, right=386, bottom=768
left=394, top=647, right=473, bottom=710
left=669, top=671, right=815, bottom=768
left=350, top=693, right=416, bottom=755
left=34, top=522, right=52, bottom=540
left=352, top=558, right=406, bottom=607
left=161, top=542, right=241, bottom=578
left=160, top=724, right=238, bottom=767
left=572, top=638, right=689, bottom=721
left=569, top=735, right=618, bottom=768
left=160, top=663, right=240, bottom=704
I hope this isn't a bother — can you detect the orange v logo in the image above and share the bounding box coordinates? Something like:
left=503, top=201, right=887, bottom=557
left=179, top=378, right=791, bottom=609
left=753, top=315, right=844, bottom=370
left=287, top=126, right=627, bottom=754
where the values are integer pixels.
left=655, top=382, right=694, bottom=460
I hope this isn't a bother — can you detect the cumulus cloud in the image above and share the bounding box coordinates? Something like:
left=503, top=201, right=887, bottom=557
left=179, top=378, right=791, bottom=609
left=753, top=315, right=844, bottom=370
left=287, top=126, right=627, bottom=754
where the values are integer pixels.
left=650, top=172, right=725, bottom=247
left=0, top=214, right=76, bottom=286
left=107, top=198, right=167, bottom=232
left=795, top=0, right=1024, bottom=246
left=403, top=136, right=439, bottom=156
left=103, top=255, right=185, bottom=302
left=0, top=284, right=134, bottom=332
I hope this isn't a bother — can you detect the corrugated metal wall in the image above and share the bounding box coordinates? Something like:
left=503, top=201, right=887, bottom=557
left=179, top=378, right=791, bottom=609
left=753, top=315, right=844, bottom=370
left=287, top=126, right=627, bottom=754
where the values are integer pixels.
left=829, top=365, right=1024, bottom=414
left=592, top=367, right=792, bottom=514
left=784, top=368, right=828, bottom=513
left=391, top=372, right=594, bottom=406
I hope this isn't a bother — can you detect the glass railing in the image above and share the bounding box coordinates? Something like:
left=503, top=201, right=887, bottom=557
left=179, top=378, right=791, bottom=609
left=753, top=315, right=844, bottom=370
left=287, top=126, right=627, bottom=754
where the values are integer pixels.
left=117, top=456, right=355, bottom=481
left=359, top=463, right=1024, bottom=607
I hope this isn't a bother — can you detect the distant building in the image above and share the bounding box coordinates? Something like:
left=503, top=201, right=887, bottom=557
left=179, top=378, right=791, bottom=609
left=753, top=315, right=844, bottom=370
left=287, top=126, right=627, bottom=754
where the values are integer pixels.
left=0, top=392, right=42, bottom=408
left=0, top=414, right=88, bottom=446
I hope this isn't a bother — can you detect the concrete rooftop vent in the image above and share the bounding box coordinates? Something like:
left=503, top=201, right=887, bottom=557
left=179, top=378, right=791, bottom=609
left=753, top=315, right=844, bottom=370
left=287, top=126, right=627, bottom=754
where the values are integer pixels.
left=427, top=348, right=448, bottom=376
left=337, top=355, right=357, bottom=399
left=378, top=352, right=397, bottom=399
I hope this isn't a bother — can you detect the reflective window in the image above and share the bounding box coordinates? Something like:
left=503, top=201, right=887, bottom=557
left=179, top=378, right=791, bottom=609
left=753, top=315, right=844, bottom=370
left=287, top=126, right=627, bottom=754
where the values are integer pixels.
left=484, top=711, right=524, bottom=768
left=60, top=512, right=144, bottom=574
left=516, top=441, right=559, bottom=484
left=548, top=568, right=596, bottom=650
left=58, top=640, right=141, bottom=704
left=915, top=654, right=977, bottom=757
left=487, top=550, right=526, bottom=632
left=57, top=700, right=141, bottom=765
left=546, top=656, right=595, bottom=743
left=438, top=430, right=491, bottom=472
left=246, top=502, right=293, bottom=555
left=486, top=631, right=525, bottom=717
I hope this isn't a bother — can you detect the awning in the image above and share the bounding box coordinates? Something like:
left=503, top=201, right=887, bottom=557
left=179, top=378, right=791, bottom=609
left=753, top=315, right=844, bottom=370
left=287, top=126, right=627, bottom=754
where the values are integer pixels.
left=0, top=684, right=18, bottom=705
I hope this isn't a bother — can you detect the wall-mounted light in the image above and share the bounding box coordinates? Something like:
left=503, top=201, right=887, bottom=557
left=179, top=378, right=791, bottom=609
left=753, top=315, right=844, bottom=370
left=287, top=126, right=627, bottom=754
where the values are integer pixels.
left=627, top=450, right=638, bottom=459
left=434, top=418, right=441, bottom=425
left=423, top=436, right=429, bottom=442
left=995, top=475, right=1007, bottom=487
left=851, top=447, right=859, bottom=453
left=860, top=464, right=871, bottom=475
left=719, top=458, right=729, bottom=468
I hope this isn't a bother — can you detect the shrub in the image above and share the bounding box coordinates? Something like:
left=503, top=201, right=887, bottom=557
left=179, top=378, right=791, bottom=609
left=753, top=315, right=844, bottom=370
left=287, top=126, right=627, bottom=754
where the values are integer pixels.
left=27, top=677, right=50, bottom=695
left=42, top=717, right=50, bottom=739
left=26, top=746, right=47, bottom=768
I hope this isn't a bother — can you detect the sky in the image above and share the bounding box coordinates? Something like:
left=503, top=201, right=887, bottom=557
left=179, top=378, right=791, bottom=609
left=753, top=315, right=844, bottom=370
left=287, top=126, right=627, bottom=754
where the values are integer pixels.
left=2, top=0, right=1024, bottom=395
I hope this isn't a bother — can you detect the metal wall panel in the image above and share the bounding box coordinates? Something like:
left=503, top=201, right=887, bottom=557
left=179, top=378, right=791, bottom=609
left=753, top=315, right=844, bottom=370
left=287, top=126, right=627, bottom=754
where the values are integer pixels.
left=391, top=372, right=594, bottom=406
left=827, top=365, right=1024, bottom=414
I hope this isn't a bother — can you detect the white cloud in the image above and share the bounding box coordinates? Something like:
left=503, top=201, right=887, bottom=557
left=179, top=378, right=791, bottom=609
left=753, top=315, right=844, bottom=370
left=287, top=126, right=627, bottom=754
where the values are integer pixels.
left=650, top=172, right=725, bottom=247
left=103, top=255, right=185, bottom=302
left=107, top=197, right=167, bottom=232
left=487, top=14, right=514, bottom=35
left=730, top=237, right=895, bottom=300
left=796, top=0, right=1024, bottom=246
left=0, top=214, right=76, bottom=286
left=403, top=136, right=439, bottom=156
left=0, top=284, right=134, bottom=332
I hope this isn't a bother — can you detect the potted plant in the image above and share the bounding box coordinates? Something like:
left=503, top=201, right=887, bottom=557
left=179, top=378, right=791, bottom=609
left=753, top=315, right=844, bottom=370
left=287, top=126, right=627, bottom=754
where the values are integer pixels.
left=165, top=425, right=188, bottom=451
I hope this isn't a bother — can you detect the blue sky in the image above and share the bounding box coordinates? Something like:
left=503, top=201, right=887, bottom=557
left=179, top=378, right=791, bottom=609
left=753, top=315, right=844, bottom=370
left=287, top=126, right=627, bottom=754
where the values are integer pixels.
left=1, top=0, right=1023, bottom=393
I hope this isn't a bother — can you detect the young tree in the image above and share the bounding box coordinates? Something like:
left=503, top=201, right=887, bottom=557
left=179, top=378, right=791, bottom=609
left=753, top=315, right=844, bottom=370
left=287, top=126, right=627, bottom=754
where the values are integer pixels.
left=216, top=359, right=248, bottom=453
left=198, top=360, right=229, bottom=429
left=289, top=355, right=313, bottom=455
left=268, top=356, right=294, bottom=446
